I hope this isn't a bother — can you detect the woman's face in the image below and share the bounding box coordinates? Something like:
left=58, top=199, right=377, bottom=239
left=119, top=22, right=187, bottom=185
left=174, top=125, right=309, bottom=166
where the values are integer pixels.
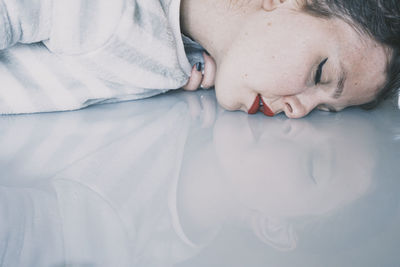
left=213, top=1, right=389, bottom=118
left=213, top=110, right=374, bottom=217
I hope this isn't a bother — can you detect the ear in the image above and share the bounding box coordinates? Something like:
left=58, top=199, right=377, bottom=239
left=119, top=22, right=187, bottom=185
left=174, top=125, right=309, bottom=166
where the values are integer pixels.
left=251, top=214, right=297, bottom=251
left=262, top=0, right=286, bottom=11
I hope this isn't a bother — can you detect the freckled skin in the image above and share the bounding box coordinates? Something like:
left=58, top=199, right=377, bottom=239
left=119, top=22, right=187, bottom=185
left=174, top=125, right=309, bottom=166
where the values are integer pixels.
left=181, top=0, right=390, bottom=118
left=213, top=3, right=389, bottom=117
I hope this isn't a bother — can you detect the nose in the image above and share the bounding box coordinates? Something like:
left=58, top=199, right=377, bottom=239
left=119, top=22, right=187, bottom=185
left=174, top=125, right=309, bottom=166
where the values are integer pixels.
left=281, top=96, right=311, bottom=119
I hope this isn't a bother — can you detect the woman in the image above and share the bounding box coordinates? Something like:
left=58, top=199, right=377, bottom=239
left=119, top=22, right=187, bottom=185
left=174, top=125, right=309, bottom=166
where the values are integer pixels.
left=0, top=0, right=398, bottom=117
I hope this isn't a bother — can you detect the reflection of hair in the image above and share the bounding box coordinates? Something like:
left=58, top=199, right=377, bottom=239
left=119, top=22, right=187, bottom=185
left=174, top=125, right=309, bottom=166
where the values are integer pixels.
left=303, top=0, right=400, bottom=109
left=283, top=109, right=399, bottom=255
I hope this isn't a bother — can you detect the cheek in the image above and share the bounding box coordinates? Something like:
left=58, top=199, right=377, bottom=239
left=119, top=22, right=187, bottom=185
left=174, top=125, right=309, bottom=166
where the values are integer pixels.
left=216, top=48, right=308, bottom=102
left=214, top=51, right=253, bottom=110
left=214, top=19, right=326, bottom=105
left=214, top=66, right=241, bottom=110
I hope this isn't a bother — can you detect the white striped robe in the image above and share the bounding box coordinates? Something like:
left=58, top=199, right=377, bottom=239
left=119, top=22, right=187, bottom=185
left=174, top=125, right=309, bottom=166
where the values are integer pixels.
left=0, top=0, right=193, bottom=114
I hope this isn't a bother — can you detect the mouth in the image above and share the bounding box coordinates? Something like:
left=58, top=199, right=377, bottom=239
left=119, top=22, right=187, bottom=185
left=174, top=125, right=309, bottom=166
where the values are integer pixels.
left=248, top=95, right=274, bottom=117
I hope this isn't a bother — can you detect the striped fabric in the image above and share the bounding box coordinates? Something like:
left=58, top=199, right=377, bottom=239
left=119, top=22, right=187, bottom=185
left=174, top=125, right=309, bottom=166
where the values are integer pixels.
left=0, top=0, right=193, bottom=115
left=0, top=99, right=203, bottom=266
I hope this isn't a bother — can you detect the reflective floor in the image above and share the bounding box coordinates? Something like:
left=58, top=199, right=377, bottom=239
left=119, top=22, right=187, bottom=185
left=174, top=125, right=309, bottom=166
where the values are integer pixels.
left=1, top=90, right=399, bottom=267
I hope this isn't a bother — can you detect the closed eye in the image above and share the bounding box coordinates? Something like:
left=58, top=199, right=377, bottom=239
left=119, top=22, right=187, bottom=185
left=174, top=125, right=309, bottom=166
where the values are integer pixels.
left=315, top=58, right=328, bottom=85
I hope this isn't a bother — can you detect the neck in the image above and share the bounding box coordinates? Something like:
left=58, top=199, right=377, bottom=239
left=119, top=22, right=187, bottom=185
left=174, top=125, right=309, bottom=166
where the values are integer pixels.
left=180, top=0, right=259, bottom=64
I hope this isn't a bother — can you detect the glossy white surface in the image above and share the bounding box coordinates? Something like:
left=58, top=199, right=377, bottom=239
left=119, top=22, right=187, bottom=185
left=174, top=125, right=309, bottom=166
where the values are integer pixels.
left=1, top=90, right=399, bottom=267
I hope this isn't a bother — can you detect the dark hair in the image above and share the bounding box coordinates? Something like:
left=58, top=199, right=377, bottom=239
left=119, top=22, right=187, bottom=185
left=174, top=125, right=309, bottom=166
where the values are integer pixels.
left=303, top=0, right=400, bottom=109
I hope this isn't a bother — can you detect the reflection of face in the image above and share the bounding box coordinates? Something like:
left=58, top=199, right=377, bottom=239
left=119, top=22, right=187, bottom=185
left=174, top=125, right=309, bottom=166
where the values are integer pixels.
left=214, top=1, right=389, bottom=118
left=213, top=111, right=374, bottom=218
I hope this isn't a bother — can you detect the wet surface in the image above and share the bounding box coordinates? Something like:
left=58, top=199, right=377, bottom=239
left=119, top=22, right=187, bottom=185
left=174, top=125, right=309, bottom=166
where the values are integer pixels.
left=1, top=90, right=399, bottom=267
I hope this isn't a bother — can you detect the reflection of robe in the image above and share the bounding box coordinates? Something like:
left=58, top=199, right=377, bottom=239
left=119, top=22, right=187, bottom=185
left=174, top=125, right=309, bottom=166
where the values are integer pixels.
left=0, top=100, right=201, bottom=267
left=0, top=0, right=193, bottom=114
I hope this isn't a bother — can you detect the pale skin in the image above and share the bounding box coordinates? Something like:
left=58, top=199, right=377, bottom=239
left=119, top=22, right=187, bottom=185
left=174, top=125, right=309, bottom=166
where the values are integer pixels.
left=180, top=0, right=391, bottom=118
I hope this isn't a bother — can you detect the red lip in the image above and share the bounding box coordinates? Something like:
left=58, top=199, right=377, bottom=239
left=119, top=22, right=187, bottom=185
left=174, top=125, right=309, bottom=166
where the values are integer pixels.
left=248, top=95, right=261, bottom=114
left=248, top=95, right=274, bottom=117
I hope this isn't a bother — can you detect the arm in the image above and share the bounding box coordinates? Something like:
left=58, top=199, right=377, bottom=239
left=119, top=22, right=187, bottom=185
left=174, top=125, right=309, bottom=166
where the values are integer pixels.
left=0, top=0, right=52, bottom=49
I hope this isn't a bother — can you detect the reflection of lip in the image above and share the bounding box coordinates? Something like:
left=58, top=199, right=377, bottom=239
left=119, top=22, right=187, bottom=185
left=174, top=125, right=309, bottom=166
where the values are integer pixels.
left=248, top=95, right=274, bottom=117
left=260, top=97, right=275, bottom=117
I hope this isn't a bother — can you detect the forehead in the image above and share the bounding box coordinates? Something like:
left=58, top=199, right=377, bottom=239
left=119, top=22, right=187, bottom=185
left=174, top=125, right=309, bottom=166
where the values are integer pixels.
left=330, top=18, right=389, bottom=106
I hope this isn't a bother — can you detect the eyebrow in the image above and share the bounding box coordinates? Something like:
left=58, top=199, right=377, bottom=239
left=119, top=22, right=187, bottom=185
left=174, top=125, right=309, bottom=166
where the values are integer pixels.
left=322, top=71, right=347, bottom=113
left=332, top=69, right=347, bottom=100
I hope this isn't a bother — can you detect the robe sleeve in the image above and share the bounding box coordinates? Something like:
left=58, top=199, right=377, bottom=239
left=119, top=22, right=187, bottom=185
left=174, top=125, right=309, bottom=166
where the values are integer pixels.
left=0, top=0, right=192, bottom=115
left=0, top=0, right=53, bottom=49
